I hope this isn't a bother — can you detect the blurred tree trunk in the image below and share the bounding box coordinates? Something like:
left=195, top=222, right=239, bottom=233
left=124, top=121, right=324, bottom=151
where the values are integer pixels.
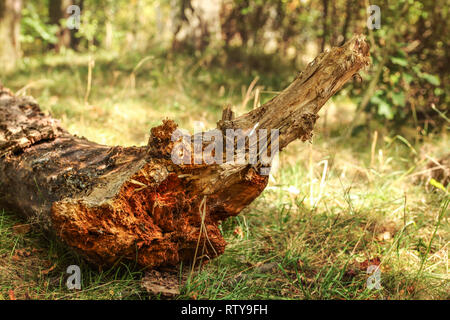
left=0, top=0, right=22, bottom=73
left=48, top=0, right=72, bottom=52
left=320, top=0, right=328, bottom=52
left=172, top=0, right=222, bottom=52
left=104, top=4, right=114, bottom=50
left=341, top=0, right=353, bottom=44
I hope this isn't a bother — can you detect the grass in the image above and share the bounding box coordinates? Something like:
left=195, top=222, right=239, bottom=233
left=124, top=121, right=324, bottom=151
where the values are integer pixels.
left=0, top=48, right=448, bottom=300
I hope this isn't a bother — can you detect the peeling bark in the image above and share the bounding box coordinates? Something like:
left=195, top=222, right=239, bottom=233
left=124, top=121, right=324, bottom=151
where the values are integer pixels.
left=0, top=35, right=370, bottom=268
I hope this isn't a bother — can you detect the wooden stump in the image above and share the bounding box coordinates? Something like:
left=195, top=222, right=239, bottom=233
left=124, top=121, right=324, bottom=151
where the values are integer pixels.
left=0, top=36, right=370, bottom=268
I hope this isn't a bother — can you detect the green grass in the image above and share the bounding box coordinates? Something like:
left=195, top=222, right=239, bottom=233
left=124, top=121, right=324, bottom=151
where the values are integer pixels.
left=0, top=49, right=448, bottom=300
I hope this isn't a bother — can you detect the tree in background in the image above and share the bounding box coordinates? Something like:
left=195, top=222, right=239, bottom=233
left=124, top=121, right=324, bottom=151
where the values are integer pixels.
left=171, top=0, right=222, bottom=52
left=0, top=0, right=22, bottom=73
left=48, top=0, right=72, bottom=52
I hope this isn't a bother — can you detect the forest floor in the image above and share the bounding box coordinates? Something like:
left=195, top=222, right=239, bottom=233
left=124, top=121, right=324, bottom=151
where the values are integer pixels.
left=0, top=49, right=448, bottom=300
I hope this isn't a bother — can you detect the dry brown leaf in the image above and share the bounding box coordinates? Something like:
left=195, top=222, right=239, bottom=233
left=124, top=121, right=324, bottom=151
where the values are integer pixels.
left=12, top=224, right=31, bottom=235
left=141, top=270, right=180, bottom=297
left=40, top=263, right=56, bottom=275
left=233, top=226, right=244, bottom=239
left=16, top=249, right=31, bottom=257
left=8, top=289, right=16, bottom=300
left=377, top=231, right=392, bottom=241
left=255, top=262, right=278, bottom=273
left=358, top=257, right=381, bottom=271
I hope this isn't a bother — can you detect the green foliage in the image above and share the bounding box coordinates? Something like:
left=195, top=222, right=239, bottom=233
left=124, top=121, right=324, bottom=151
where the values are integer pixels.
left=21, top=3, right=58, bottom=45
left=348, top=0, right=448, bottom=126
left=73, top=8, right=99, bottom=50
left=14, top=0, right=447, bottom=132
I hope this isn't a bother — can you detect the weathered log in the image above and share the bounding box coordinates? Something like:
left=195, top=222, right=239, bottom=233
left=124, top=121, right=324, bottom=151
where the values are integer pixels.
left=0, top=36, right=370, bottom=268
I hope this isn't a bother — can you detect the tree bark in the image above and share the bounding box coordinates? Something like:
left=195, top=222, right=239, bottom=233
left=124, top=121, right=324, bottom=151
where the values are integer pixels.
left=0, top=36, right=370, bottom=268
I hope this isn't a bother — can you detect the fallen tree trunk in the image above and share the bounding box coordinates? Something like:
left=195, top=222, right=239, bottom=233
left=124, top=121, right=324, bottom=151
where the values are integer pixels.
left=0, top=36, right=370, bottom=268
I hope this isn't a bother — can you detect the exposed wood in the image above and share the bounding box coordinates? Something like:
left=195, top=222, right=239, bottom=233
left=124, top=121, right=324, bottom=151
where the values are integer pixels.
left=0, top=35, right=370, bottom=268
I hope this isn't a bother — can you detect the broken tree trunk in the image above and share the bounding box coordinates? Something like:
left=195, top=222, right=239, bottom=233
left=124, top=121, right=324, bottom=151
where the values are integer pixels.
left=0, top=36, right=370, bottom=268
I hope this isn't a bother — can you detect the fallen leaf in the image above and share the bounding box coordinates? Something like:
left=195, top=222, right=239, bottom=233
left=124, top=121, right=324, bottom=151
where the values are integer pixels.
left=233, top=226, right=244, bottom=238
left=41, top=263, right=56, bottom=275
left=407, top=285, right=416, bottom=294
left=12, top=224, right=31, bottom=235
left=343, top=268, right=357, bottom=281
left=429, top=178, right=447, bottom=192
left=254, top=262, right=278, bottom=273
left=8, top=290, right=16, bottom=300
left=24, top=291, right=32, bottom=300
left=377, top=231, right=392, bottom=241
left=358, top=257, right=381, bottom=271
left=141, top=270, right=180, bottom=297
left=16, top=249, right=31, bottom=257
